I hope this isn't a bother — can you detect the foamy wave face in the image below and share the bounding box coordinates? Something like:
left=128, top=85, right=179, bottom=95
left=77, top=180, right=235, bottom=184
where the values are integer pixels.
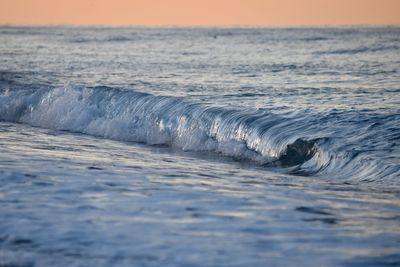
left=0, top=85, right=314, bottom=162
left=0, top=84, right=399, bottom=182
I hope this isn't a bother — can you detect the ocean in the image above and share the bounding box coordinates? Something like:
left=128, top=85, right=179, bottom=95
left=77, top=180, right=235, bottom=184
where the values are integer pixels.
left=0, top=25, right=399, bottom=266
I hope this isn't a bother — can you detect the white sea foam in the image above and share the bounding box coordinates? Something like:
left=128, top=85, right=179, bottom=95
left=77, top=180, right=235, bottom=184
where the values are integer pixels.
left=0, top=85, right=309, bottom=162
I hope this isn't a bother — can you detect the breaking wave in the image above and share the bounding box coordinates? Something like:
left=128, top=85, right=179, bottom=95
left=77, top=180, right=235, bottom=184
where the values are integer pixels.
left=0, top=84, right=398, bottom=183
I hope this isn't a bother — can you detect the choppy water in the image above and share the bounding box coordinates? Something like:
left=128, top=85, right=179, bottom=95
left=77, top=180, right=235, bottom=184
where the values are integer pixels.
left=0, top=26, right=399, bottom=266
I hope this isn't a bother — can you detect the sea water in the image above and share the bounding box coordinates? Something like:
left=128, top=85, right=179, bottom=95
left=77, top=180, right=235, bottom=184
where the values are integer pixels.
left=0, top=26, right=399, bottom=266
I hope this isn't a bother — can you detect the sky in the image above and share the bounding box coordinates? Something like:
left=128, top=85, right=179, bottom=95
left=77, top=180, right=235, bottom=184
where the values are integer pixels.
left=0, top=0, right=399, bottom=26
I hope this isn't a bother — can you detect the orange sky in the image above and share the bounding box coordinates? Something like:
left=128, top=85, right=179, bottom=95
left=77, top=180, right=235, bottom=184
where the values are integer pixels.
left=0, top=0, right=399, bottom=26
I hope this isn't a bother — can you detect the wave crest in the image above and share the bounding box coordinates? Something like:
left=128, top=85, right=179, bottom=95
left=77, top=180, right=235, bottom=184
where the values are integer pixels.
left=0, top=84, right=398, bottom=182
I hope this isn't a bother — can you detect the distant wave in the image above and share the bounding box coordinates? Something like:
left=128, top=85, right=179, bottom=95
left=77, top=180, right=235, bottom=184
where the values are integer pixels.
left=0, top=84, right=399, bottom=183
left=316, top=45, right=399, bottom=55
left=70, top=36, right=132, bottom=43
left=299, top=37, right=330, bottom=42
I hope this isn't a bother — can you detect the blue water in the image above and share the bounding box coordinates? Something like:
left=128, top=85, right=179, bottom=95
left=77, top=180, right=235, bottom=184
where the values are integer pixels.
left=0, top=26, right=399, bottom=266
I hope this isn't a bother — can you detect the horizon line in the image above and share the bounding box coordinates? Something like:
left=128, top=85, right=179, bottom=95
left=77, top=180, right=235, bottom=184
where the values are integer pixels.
left=1, top=23, right=400, bottom=28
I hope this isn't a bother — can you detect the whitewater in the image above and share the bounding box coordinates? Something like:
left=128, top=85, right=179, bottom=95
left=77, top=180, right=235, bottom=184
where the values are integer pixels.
left=0, top=26, right=399, bottom=266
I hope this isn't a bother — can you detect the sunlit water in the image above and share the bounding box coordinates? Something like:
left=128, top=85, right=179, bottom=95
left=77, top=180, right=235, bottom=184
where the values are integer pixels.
left=0, top=26, right=399, bottom=266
